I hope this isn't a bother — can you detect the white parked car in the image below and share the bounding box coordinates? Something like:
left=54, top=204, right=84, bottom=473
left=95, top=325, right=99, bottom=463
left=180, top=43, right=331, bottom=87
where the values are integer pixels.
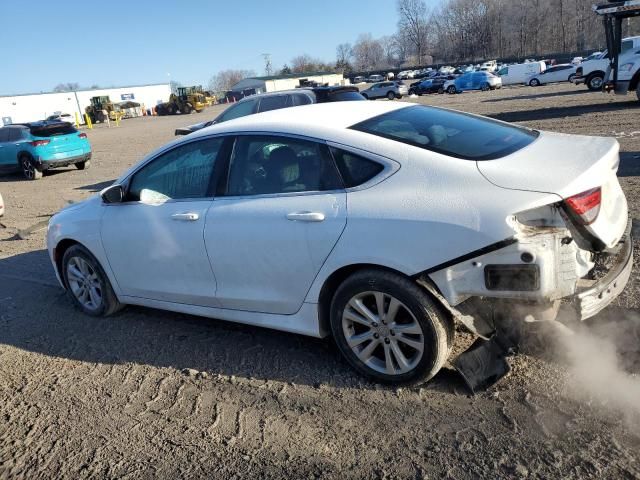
left=528, top=64, right=578, bottom=86
left=46, top=113, right=76, bottom=125
left=47, top=102, right=632, bottom=386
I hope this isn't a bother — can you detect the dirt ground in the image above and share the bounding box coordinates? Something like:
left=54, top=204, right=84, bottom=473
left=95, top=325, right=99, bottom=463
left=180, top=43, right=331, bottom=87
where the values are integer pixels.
left=1, top=83, right=640, bottom=479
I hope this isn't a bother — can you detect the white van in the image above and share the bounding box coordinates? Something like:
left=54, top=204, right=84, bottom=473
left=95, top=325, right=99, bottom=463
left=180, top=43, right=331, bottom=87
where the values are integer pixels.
left=497, top=61, right=546, bottom=86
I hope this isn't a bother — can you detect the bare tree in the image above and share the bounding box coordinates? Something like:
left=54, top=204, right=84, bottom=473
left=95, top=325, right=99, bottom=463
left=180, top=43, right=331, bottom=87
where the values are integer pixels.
left=208, top=70, right=255, bottom=92
left=53, top=82, right=80, bottom=92
left=397, top=0, right=430, bottom=64
left=352, top=34, right=385, bottom=70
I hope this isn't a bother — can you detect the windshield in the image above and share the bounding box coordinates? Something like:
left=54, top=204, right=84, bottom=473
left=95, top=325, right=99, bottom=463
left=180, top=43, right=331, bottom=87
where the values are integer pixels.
left=350, top=105, right=539, bottom=161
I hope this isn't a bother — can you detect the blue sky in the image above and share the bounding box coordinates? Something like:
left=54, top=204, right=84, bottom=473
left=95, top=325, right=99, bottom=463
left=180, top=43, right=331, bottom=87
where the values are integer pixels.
left=0, top=0, right=404, bottom=95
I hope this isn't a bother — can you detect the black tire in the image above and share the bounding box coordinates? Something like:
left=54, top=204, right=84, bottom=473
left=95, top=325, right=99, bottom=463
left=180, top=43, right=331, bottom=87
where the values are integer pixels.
left=329, top=269, right=453, bottom=385
left=447, top=85, right=456, bottom=94
left=481, top=82, right=490, bottom=91
left=387, top=91, right=395, bottom=100
left=529, top=78, right=540, bottom=87
left=167, top=105, right=175, bottom=115
left=408, top=88, right=416, bottom=95
left=587, top=73, right=604, bottom=91
left=19, top=155, right=42, bottom=180
left=636, top=82, right=640, bottom=102
left=182, top=104, right=192, bottom=114
left=62, top=244, right=122, bottom=317
left=568, top=74, right=576, bottom=83
left=75, top=160, right=90, bottom=170
left=437, top=87, right=444, bottom=94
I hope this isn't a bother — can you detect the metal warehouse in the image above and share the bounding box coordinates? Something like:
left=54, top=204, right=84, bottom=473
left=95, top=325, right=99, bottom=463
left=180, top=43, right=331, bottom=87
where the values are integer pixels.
left=0, top=83, right=171, bottom=126
left=230, top=72, right=346, bottom=96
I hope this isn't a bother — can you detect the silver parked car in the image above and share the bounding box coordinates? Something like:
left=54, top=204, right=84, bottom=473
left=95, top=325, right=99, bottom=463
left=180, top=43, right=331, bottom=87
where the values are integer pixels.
left=360, top=81, right=408, bottom=100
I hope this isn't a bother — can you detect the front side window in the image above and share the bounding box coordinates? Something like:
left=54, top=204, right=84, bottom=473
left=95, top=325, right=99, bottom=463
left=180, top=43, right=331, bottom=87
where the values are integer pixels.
left=128, top=137, right=224, bottom=202
left=226, top=135, right=342, bottom=196
left=350, top=105, right=539, bottom=161
left=217, top=99, right=257, bottom=123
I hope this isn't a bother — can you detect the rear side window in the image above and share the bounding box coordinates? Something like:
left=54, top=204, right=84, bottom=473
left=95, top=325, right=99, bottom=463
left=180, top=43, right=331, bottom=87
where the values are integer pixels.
left=292, top=94, right=313, bottom=106
left=0, top=129, right=9, bottom=142
left=30, top=123, right=77, bottom=137
left=350, top=105, right=539, bottom=161
left=258, top=95, right=289, bottom=113
left=330, top=148, right=384, bottom=188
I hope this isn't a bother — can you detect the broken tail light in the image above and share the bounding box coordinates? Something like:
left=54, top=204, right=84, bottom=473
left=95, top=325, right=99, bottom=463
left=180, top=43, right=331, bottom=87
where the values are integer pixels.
left=564, top=187, right=601, bottom=225
left=30, top=139, right=50, bottom=147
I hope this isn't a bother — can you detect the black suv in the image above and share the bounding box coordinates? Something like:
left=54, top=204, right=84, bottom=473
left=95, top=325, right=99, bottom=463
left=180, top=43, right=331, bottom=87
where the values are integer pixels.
left=175, top=86, right=364, bottom=135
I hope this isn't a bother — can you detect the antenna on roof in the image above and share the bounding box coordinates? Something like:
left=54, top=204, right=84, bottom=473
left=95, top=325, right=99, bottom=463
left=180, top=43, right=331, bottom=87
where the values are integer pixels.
left=262, top=53, right=273, bottom=76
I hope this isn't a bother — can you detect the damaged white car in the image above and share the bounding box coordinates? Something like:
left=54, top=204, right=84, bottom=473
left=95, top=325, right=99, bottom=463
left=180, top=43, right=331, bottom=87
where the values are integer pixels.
left=46, top=102, right=632, bottom=389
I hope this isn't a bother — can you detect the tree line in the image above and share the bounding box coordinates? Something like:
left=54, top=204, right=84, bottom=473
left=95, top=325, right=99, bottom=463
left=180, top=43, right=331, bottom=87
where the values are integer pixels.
left=208, top=0, right=639, bottom=91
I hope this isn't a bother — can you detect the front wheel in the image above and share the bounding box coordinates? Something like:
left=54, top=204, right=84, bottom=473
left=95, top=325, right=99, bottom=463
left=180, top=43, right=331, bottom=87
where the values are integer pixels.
left=636, top=82, right=640, bottom=102
left=387, top=91, right=395, bottom=100
left=437, top=87, right=444, bottom=94
left=481, top=82, right=490, bottom=91
left=75, top=160, right=90, bottom=170
left=330, top=270, right=452, bottom=385
left=568, top=74, right=576, bottom=83
left=529, top=78, right=540, bottom=87
left=587, top=73, right=604, bottom=91
left=62, top=244, right=122, bottom=317
left=19, top=156, right=42, bottom=180
left=447, top=85, right=456, bottom=94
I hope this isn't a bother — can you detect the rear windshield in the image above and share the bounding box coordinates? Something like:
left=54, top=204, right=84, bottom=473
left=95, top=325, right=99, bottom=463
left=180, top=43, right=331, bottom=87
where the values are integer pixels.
left=350, top=105, right=538, bottom=161
left=30, top=123, right=78, bottom=137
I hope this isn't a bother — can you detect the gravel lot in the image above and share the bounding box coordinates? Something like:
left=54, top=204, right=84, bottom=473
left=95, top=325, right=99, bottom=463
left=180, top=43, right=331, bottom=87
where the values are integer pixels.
left=1, top=83, right=639, bottom=479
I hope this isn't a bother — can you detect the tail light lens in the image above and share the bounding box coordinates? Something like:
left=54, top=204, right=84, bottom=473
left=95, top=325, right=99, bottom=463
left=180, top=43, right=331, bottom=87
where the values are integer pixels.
left=565, top=187, right=601, bottom=225
left=30, top=139, right=50, bottom=147
left=78, top=133, right=87, bottom=139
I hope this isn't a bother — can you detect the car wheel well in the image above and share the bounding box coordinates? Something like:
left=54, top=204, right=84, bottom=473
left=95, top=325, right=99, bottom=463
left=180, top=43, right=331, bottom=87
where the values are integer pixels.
left=317, top=263, right=447, bottom=337
left=54, top=239, right=80, bottom=286
left=630, top=69, right=640, bottom=91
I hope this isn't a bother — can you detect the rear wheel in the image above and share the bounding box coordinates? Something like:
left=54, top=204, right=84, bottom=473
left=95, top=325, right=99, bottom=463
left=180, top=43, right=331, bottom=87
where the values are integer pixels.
left=568, top=73, right=576, bottom=83
left=62, top=244, right=122, bottom=317
left=387, top=91, right=395, bottom=100
left=636, top=83, right=640, bottom=102
left=437, top=87, right=444, bottom=94
left=587, top=73, right=604, bottom=91
left=481, top=82, right=490, bottom=91
left=529, top=78, right=540, bottom=87
left=447, top=85, right=456, bottom=94
left=330, top=270, right=452, bottom=385
left=75, top=160, right=90, bottom=170
left=182, top=104, right=192, bottom=114
left=19, top=155, right=42, bottom=180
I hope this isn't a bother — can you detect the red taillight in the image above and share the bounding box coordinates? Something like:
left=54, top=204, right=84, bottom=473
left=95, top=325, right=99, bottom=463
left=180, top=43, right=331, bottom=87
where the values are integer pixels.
left=30, top=139, right=50, bottom=147
left=565, top=187, right=601, bottom=225
left=78, top=133, right=87, bottom=139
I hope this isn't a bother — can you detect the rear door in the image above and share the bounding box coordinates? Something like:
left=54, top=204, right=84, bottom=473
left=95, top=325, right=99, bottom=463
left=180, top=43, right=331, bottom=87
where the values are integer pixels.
left=0, top=128, right=12, bottom=168
left=205, top=134, right=347, bottom=314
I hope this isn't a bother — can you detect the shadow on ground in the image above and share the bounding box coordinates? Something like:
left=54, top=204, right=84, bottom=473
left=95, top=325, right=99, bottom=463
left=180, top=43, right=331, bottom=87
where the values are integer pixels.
left=488, top=100, right=639, bottom=123
left=0, top=249, right=467, bottom=392
left=619, top=152, right=640, bottom=177
left=484, top=88, right=593, bottom=103
left=76, top=179, right=115, bottom=192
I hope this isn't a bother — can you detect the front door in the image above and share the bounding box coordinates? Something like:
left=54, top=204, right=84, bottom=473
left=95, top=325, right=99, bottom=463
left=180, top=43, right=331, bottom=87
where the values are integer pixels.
left=205, top=134, right=347, bottom=315
left=101, top=136, right=226, bottom=307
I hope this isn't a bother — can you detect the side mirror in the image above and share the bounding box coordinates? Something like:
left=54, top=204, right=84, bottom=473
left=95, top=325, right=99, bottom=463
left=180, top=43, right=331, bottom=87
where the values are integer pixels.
left=101, top=184, right=124, bottom=204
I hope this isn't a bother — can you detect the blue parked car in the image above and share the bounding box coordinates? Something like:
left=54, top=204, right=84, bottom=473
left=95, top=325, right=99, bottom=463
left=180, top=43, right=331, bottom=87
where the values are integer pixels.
left=443, top=71, right=502, bottom=94
left=0, top=121, right=91, bottom=180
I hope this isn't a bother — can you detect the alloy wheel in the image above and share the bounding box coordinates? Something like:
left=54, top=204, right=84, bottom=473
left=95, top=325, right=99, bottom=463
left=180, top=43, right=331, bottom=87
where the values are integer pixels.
left=66, top=256, right=103, bottom=311
left=341, top=291, right=425, bottom=375
left=21, top=158, right=35, bottom=179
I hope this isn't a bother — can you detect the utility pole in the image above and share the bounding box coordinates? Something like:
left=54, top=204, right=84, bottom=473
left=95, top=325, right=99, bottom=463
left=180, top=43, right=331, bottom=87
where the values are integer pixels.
left=262, top=53, right=273, bottom=76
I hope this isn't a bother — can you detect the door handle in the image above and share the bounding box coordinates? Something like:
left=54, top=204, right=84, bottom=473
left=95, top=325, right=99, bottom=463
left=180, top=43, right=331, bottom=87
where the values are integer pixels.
left=286, top=211, right=325, bottom=222
left=171, top=212, right=199, bottom=221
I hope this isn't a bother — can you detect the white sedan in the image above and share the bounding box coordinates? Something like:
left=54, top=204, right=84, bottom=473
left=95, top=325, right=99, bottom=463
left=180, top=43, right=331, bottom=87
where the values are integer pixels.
left=528, top=64, right=578, bottom=86
left=47, top=102, right=632, bottom=386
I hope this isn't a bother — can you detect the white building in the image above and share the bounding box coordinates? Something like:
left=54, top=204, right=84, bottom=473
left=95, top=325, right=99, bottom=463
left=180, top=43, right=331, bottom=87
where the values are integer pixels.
left=0, top=83, right=171, bottom=126
left=230, top=72, right=346, bottom=96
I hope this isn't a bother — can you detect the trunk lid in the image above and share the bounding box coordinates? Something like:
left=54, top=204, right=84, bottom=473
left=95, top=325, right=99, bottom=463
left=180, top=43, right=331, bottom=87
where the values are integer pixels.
left=478, top=131, right=627, bottom=249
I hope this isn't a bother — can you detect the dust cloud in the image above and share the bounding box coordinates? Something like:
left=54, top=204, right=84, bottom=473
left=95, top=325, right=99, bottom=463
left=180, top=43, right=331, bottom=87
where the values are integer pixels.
left=554, top=309, right=640, bottom=428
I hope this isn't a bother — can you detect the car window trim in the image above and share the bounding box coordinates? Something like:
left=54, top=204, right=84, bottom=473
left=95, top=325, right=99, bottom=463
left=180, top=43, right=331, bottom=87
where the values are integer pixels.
left=216, top=131, right=347, bottom=199
left=111, top=134, right=233, bottom=205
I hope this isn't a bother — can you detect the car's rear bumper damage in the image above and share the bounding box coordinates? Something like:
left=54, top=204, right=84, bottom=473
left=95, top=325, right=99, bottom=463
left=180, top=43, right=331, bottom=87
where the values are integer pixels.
left=421, top=219, right=634, bottom=393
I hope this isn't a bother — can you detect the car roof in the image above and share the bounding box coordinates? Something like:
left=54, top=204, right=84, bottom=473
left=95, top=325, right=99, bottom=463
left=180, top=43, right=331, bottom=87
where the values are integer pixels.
left=191, top=101, right=411, bottom=142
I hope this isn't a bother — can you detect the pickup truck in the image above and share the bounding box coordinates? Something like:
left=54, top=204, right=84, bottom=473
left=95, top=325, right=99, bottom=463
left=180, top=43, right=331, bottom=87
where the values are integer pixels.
left=573, top=36, right=640, bottom=91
